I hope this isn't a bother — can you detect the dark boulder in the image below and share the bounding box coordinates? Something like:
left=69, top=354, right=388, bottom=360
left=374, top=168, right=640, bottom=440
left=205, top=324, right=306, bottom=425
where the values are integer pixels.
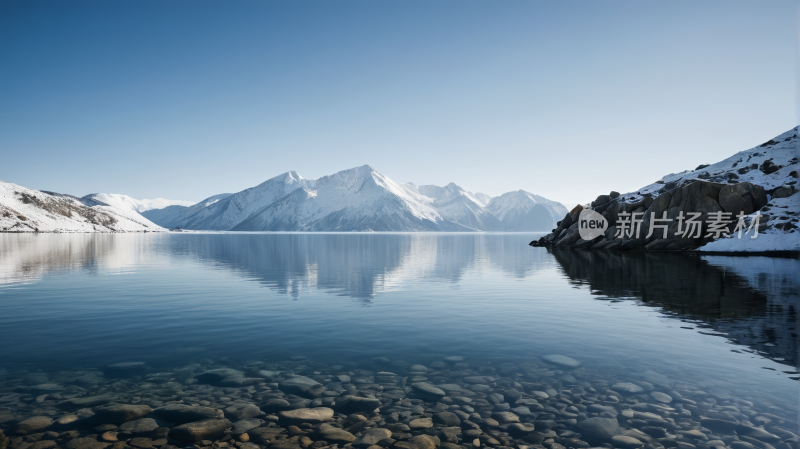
left=759, top=160, right=781, bottom=174
left=592, top=195, right=612, bottom=208
left=771, top=185, right=795, bottom=199
left=718, top=183, right=768, bottom=215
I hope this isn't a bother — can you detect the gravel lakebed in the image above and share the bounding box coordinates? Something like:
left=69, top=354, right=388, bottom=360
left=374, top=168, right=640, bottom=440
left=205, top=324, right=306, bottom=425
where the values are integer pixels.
left=0, top=355, right=796, bottom=449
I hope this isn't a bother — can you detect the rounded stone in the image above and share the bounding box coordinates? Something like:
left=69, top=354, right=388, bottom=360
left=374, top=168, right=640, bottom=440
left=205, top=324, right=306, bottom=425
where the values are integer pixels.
left=153, top=404, right=221, bottom=423
left=118, top=418, right=159, bottom=435
left=278, top=376, right=325, bottom=398
left=611, top=435, right=644, bottom=448
left=57, top=394, right=117, bottom=411
left=224, top=403, right=260, bottom=420
left=196, top=369, right=244, bottom=385
left=261, top=399, right=292, bottom=413
left=277, top=407, right=334, bottom=423
left=612, top=383, right=644, bottom=394
left=576, top=417, right=622, bottom=441
left=168, top=419, right=233, bottom=442
left=507, top=423, right=536, bottom=435
left=100, top=431, right=118, bottom=442
left=56, top=415, right=80, bottom=425
left=411, top=382, right=445, bottom=397
left=433, top=412, right=461, bottom=427
left=649, top=392, right=672, bottom=403
left=63, top=437, right=110, bottom=449
left=335, top=395, right=381, bottom=414
left=491, top=412, right=520, bottom=423
left=317, top=426, right=356, bottom=443
left=353, top=428, right=392, bottom=447
left=14, top=416, right=53, bottom=435
left=29, top=441, right=57, bottom=449
left=409, top=418, right=433, bottom=429
left=93, top=404, right=153, bottom=424
left=541, top=355, right=581, bottom=370
left=232, top=418, right=264, bottom=433
left=403, top=435, right=439, bottom=449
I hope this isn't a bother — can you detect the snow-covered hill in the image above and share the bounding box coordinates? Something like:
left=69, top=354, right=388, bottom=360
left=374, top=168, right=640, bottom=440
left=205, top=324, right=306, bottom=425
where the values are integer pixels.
left=487, top=190, right=570, bottom=231
left=82, top=193, right=194, bottom=213
left=0, top=181, right=164, bottom=233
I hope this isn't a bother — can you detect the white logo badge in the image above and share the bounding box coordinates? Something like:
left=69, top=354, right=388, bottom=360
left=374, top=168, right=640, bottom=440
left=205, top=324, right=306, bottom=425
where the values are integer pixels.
left=578, top=209, right=608, bottom=240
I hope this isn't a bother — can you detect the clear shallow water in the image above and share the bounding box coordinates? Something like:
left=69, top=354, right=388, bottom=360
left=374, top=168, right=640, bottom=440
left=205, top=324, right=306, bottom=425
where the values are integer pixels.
left=0, top=233, right=798, bottom=445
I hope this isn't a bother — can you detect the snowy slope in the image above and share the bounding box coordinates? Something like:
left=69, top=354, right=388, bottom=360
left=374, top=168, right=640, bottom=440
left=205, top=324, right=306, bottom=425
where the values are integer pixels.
left=174, top=172, right=316, bottom=230
left=487, top=190, right=569, bottom=231
left=0, top=181, right=164, bottom=233
left=607, top=127, right=798, bottom=207
left=141, top=193, right=232, bottom=228
left=661, top=127, right=798, bottom=252
left=405, top=182, right=503, bottom=231
left=473, top=192, right=493, bottom=207
left=83, top=193, right=194, bottom=213
left=585, top=126, right=799, bottom=252
left=232, top=165, right=472, bottom=232
left=699, top=194, right=800, bottom=252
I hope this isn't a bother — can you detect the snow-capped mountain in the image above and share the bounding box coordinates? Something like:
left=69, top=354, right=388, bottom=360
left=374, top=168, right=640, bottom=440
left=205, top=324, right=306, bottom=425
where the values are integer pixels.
left=140, top=193, right=232, bottom=229
left=151, top=171, right=317, bottom=231
left=137, top=165, right=565, bottom=232
left=404, top=182, right=504, bottom=231
left=82, top=193, right=194, bottom=213
left=0, top=181, right=164, bottom=233
left=232, top=166, right=472, bottom=231
left=487, top=190, right=570, bottom=231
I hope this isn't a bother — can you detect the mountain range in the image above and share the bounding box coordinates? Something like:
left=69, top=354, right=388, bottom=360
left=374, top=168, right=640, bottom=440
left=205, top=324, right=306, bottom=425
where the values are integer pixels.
left=141, top=165, right=568, bottom=232
left=0, top=165, right=568, bottom=233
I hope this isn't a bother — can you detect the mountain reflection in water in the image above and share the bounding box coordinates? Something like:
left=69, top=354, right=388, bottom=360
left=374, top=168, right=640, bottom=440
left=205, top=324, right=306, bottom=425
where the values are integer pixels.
left=0, top=233, right=796, bottom=378
left=548, top=248, right=798, bottom=370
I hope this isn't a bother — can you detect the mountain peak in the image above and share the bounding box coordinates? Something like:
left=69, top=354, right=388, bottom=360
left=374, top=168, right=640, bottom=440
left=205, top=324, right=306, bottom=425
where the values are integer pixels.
left=281, top=170, right=306, bottom=183
left=138, top=164, right=566, bottom=232
left=354, top=164, right=377, bottom=175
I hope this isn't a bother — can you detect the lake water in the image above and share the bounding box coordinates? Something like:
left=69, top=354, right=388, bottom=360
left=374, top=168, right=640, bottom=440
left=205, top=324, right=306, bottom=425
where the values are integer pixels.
left=0, top=233, right=797, bottom=448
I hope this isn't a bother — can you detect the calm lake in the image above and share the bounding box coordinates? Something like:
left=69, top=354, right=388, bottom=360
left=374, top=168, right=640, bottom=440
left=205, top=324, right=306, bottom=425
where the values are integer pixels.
left=0, top=233, right=797, bottom=446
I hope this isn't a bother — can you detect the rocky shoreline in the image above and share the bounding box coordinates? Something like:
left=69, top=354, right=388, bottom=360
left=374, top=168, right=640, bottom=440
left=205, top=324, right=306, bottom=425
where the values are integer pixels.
left=529, top=180, right=797, bottom=252
left=0, top=356, right=796, bottom=449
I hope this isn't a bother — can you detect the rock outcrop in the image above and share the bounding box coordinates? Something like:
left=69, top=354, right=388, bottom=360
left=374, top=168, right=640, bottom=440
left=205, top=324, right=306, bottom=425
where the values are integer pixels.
left=533, top=127, right=799, bottom=252
left=532, top=181, right=769, bottom=251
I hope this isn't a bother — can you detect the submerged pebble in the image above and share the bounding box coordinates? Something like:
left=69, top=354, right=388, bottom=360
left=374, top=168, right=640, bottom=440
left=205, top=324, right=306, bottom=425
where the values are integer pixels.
left=0, top=354, right=796, bottom=449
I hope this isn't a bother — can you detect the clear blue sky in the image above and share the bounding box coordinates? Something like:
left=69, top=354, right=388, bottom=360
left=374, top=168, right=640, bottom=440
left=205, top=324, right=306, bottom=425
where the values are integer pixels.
left=1, top=0, right=797, bottom=207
